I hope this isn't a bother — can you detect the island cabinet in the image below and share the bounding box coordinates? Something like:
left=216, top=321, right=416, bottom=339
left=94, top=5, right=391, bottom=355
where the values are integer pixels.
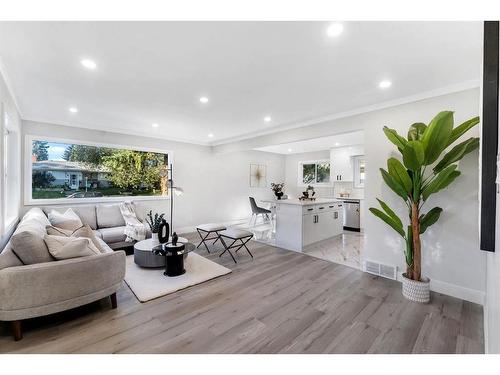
left=274, top=199, right=344, bottom=252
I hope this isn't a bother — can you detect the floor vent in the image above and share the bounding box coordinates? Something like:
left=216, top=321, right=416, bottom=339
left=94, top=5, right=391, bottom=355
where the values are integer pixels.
left=364, top=260, right=397, bottom=280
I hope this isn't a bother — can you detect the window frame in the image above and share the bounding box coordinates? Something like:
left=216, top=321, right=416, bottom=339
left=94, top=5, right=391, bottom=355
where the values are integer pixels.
left=24, top=134, right=174, bottom=206
left=297, top=159, right=332, bottom=187
left=353, top=155, right=365, bottom=188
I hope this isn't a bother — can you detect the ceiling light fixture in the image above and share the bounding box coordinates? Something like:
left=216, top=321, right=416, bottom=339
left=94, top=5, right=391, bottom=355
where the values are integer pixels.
left=264, top=116, right=272, bottom=123
left=199, top=96, right=209, bottom=104
left=208, top=133, right=214, bottom=138
left=326, top=23, right=344, bottom=38
left=288, top=148, right=293, bottom=152
left=335, top=142, right=340, bottom=146
left=152, top=123, right=159, bottom=128
left=81, top=59, right=97, bottom=70
left=379, top=80, right=392, bottom=89
left=68, top=107, right=78, bottom=113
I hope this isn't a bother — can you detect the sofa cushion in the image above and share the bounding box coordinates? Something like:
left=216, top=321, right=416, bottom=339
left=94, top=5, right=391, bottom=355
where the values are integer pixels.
left=96, top=204, right=126, bottom=228
left=46, top=225, right=107, bottom=253
left=43, top=205, right=98, bottom=230
left=45, top=235, right=100, bottom=260
left=10, top=208, right=54, bottom=265
left=11, top=230, right=54, bottom=265
left=0, top=243, right=23, bottom=270
left=97, top=226, right=127, bottom=244
left=95, top=237, right=114, bottom=254
left=93, top=230, right=103, bottom=239
left=48, top=208, right=83, bottom=231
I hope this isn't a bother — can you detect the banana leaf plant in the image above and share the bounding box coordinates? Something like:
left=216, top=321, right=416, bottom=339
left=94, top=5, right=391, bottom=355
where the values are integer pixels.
left=369, top=111, right=479, bottom=281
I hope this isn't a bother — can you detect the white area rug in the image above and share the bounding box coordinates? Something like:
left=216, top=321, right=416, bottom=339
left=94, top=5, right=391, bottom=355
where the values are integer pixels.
left=124, top=253, right=232, bottom=302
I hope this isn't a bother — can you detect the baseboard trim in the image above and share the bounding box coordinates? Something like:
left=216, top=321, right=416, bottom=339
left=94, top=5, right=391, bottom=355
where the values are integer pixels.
left=395, top=273, right=485, bottom=305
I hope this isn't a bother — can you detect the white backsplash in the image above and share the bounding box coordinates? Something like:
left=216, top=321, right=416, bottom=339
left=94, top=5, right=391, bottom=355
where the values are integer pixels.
left=332, top=181, right=364, bottom=199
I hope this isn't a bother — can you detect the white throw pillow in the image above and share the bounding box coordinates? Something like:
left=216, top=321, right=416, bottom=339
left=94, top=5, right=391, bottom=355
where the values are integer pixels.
left=44, top=235, right=101, bottom=260
left=48, top=208, right=83, bottom=231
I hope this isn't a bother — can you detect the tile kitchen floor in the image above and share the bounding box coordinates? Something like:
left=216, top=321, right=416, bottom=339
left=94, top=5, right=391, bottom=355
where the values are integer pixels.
left=239, top=217, right=364, bottom=270
left=302, top=231, right=364, bottom=270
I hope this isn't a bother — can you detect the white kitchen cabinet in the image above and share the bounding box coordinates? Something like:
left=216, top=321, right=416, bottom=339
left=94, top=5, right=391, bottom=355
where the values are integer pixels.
left=330, top=145, right=364, bottom=182
left=274, top=198, right=344, bottom=252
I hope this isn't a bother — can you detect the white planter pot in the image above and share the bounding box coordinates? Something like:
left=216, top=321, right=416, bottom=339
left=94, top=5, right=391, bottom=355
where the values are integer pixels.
left=402, top=273, right=430, bottom=303
left=151, top=232, right=160, bottom=246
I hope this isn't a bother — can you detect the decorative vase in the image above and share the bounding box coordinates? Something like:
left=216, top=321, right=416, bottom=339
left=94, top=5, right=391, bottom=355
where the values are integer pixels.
left=402, top=273, right=430, bottom=303
left=275, top=191, right=283, bottom=200
left=151, top=232, right=160, bottom=246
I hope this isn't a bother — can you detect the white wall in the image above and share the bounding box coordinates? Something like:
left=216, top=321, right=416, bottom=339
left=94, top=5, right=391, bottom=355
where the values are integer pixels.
left=0, top=68, right=21, bottom=249
left=485, top=36, right=500, bottom=352
left=216, top=88, right=485, bottom=304
left=21, top=120, right=285, bottom=233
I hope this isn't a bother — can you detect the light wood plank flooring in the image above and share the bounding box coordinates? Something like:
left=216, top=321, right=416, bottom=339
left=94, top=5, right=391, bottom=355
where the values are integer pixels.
left=0, top=233, right=484, bottom=353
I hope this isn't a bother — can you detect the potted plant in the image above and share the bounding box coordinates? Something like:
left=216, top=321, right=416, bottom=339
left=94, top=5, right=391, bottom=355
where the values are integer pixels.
left=271, top=182, right=285, bottom=200
left=370, top=111, right=479, bottom=303
left=145, top=210, right=165, bottom=245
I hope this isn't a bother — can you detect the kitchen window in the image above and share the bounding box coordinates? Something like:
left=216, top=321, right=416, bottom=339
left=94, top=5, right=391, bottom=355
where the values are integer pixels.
left=298, top=160, right=331, bottom=186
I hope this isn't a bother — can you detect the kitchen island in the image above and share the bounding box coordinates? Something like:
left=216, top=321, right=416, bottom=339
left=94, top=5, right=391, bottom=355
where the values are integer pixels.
left=271, top=198, right=344, bottom=252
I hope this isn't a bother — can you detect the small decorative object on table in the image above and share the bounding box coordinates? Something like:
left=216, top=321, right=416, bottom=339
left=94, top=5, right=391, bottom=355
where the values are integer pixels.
left=271, top=182, right=285, bottom=200
left=299, top=185, right=316, bottom=201
left=158, top=219, right=170, bottom=244
left=145, top=210, right=165, bottom=246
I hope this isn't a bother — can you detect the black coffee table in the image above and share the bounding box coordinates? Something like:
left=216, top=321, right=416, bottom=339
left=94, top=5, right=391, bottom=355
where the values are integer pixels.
left=152, top=242, right=196, bottom=277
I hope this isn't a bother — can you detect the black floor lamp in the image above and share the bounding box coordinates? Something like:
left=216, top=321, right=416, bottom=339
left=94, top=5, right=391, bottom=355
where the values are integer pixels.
left=165, top=163, right=183, bottom=236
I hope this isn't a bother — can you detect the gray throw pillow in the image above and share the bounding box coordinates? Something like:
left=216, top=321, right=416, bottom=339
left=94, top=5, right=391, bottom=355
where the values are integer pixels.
left=44, top=235, right=101, bottom=260
left=11, top=230, right=54, bottom=265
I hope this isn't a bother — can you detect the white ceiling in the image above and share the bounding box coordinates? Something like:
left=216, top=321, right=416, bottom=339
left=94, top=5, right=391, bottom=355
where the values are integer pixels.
left=0, top=21, right=482, bottom=145
left=255, top=131, right=364, bottom=154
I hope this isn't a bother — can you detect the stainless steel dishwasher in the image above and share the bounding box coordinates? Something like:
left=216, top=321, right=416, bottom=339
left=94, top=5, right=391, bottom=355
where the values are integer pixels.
left=343, top=199, right=360, bottom=231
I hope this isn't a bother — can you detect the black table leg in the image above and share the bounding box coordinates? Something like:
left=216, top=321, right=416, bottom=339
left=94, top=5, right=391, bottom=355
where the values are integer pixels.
left=164, top=254, right=186, bottom=277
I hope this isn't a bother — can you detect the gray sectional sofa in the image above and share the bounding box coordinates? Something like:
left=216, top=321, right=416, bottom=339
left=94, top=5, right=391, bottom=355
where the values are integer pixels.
left=40, top=203, right=151, bottom=249
left=0, top=201, right=152, bottom=341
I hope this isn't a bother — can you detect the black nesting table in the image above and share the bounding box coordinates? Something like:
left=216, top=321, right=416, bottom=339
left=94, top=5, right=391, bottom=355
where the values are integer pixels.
left=152, top=242, right=196, bottom=277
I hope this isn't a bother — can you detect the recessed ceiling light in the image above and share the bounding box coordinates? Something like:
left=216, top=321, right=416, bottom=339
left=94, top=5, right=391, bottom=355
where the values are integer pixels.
left=152, top=123, right=159, bottom=128
left=335, top=142, right=340, bottom=146
left=288, top=148, right=293, bottom=152
left=81, top=59, right=97, bottom=70
left=208, top=133, right=214, bottom=138
left=326, top=23, right=344, bottom=38
left=68, top=107, right=78, bottom=113
left=264, top=116, right=272, bottom=123
left=379, top=80, right=392, bottom=89
left=199, top=97, right=209, bottom=104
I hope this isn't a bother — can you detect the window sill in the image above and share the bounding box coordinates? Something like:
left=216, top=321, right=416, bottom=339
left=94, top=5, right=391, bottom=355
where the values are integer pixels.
left=3, top=216, right=19, bottom=235
left=24, top=195, right=171, bottom=206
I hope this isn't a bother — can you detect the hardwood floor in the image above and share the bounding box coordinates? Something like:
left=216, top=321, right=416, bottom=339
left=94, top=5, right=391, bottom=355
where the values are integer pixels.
left=0, top=232, right=484, bottom=353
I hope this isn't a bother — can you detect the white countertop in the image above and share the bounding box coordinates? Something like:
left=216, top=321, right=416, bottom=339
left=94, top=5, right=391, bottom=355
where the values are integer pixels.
left=333, top=196, right=364, bottom=200
left=262, top=198, right=342, bottom=206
